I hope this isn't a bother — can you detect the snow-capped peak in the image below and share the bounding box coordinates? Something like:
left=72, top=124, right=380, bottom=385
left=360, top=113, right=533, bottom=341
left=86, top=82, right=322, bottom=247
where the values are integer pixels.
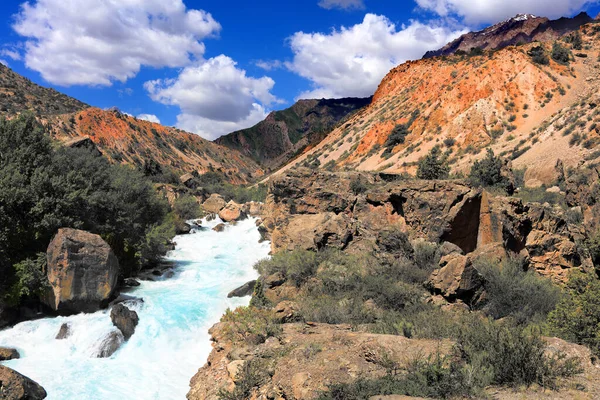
left=512, top=14, right=537, bottom=22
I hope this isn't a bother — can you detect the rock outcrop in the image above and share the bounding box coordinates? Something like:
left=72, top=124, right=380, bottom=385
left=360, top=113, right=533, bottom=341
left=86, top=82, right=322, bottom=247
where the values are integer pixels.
left=43, top=228, right=119, bottom=314
left=110, top=304, right=139, bottom=340
left=55, top=323, right=71, bottom=340
left=202, top=194, right=226, bottom=214
left=227, top=281, right=256, bottom=298
left=94, top=330, right=124, bottom=358
left=0, top=347, right=20, bottom=361
left=218, top=201, right=247, bottom=222
left=0, top=366, right=47, bottom=400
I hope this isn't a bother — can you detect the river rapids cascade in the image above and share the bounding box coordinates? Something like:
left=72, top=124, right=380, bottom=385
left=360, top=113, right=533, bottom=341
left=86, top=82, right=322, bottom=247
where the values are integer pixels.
left=0, top=217, right=270, bottom=400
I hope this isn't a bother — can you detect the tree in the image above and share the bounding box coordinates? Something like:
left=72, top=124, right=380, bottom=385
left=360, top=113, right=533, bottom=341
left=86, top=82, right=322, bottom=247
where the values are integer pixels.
left=468, top=149, right=511, bottom=191
left=416, top=147, right=449, bottom=180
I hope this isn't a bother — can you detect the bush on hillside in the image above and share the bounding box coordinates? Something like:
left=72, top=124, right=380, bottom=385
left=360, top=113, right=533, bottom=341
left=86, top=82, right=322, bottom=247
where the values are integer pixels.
left=468, top=149, right=511, bottom=191
left=475, top=256, right=561, bottom=324
left=528, top=45, right=549, bottom=65
left=195, top=171, right=267, bottom=203
left=416, top=146, right=449, bottom=180
left=548, top=272, right=600, bottom=356
left=552, top=42, right=571, bottom=64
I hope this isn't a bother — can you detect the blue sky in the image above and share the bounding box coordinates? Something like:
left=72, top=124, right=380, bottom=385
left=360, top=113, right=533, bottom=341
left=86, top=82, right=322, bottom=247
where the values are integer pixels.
left=0, top=0, right=599, bottom=140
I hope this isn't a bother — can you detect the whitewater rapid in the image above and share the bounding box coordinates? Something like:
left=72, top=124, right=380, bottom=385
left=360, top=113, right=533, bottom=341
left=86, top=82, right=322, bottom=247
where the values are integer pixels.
left=0, top=217, right=270, bottom=400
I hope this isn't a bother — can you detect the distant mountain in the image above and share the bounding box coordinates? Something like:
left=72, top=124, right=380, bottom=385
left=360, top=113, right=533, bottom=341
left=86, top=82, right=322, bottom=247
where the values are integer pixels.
left=0, top=64, right=262, bottom=184
left=424, top=12, right=593, bottom=58
left=215, top=97, right=371, bottom=169
left=0, top=63, right=87, bottom=116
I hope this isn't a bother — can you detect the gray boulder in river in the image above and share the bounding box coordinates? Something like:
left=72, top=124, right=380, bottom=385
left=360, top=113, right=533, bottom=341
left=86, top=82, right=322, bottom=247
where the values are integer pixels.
left=0, top=365, right=47, bottom=399
left=110, top=304, right=139, bottom=340
left=42, top=228, right=119, bottom=314
left=227, top=280, right=256, bottom=298
left=95, top=330, right=125, bottom=358
left=0, top=347, right=19, bottom=360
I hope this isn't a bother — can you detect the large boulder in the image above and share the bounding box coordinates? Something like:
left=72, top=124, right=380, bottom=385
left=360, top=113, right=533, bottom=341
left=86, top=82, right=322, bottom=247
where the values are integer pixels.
left=0, top=347, right=19, bottom=361
left=219, top=201, right=247, bottom=222
left=110, top=304, right=139, bottom=340
left=227, top=280, right=256, bottom=298
left=427, top=253, right=484, bottom=303
left=43, top=228, right=119, bottom=314
left=55, top=323, right=71, bottom=340
left=0, top=365, right=47, bottom=400
left=94, top=330, right=124, bottom=358
left=203, top=194, right=226, bottom=214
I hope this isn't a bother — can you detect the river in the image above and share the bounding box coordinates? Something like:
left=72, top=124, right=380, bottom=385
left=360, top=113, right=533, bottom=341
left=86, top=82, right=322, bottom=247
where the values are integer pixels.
left=0, top=217, right=270, bottom=399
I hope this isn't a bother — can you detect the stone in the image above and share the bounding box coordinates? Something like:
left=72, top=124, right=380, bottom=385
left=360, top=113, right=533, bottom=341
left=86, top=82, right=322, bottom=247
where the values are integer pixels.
left=123, top=278, right=140, bottom=287
left=43, top=228, right=119, bottom=314
left=110, top=304, right=139, bottom=340
left=179, top=173, right=197, bottom=189
left=227, top=360, right=246, bottom=382
left=109, top=294, right=144, bottom=308
left=202, top=194, right=226, bottom=214
left=0, top=347, right=19, bottom=361
left=264, top=273, right=286, bottom=289
left=227, top=281, right=256, bottom=298
left=273, top=301, right=300, bottom=323
left=55, top=323, right=71, bottom=340
left=94, top=330, right=124, bottom=358
left=219, top=201, right=247, bottom=222
left=427, top=253, right=484, bottom=302
left=0, top=365, right=47, bottom=400
left=212, top=223, right=226, bottom=232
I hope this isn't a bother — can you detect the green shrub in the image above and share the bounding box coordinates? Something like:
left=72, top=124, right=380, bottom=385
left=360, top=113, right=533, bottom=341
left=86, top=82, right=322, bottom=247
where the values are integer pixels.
left=218, top=359, right=265, bottom=400
left=443, top=138, right=455, bottom=147
left=221, top=306, right=282, bottom=345
left=254, top=250, right=320, bottom=287
left=552, top=42, right=571, bottom=64
left=173, top=195, right=201, bottom=220
left=349, top=177, right=369, bottom=195
left=10, top=253, right=48, bottom=300
left=416, top=147, right=449, bottom=180
left=528, top=45, right=549, bottom=65
left=468, top=149, right=510, bottom=191
left=377, top=228, right=414, bottom=257
left=475, top=257, right=561, bottom=324
left=548, top=272, right=600, bottom=356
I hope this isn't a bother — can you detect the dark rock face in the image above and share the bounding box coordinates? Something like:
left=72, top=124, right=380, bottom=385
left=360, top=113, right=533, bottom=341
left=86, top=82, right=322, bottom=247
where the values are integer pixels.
left=43, top=228, right=119, bottom=314
left=227, top=281, right=256, bottom=298
left=110, top=304, right=139, bottom=340
left=123, top=278, right=140, bottom=287
left=55, top=323, right=71, bottom=340
left=424, top=12, right=592, bottom=58
left=95, top=330, right=124, bottom=358
left=0, top=365, right=47, bottom=400
left=0, top=347, right=20, bottom=361
left=216, top=97, right=372, bottom=169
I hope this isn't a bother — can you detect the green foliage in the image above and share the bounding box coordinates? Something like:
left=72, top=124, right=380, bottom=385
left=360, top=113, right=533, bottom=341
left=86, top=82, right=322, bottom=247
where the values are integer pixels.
left=196, top=172, right=267, bottom=203
left=173, top=195, right=201, bottom=221
left=249, top=279, right=271, bottom=309
left=416, top=146, right=449, bottom=180
left=548, top=273, right=600, bottom=356
left=377, top=227, right=414, bottom=256
left=468, top=149, right=511, bottom=191
left=528, top=45, right=549, bottom=65
left=475, top=257, right=561, bottom=324
left=552, top=42, right=571, bottom=64
left=384, top=123, right=409, bottom=148
left=10, top=253, right=48, bottom=300
left=254, top=250, right=320, bottom=287
left=0, top=114, right=168, bottom=302
left=221, top=306, right=282, bottom=345
left=138, top=214, right=177, bottom=268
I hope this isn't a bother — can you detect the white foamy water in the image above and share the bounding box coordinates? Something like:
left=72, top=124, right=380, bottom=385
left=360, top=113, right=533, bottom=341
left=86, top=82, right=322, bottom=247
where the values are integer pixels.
left=0, top=217, right=270, bottom=400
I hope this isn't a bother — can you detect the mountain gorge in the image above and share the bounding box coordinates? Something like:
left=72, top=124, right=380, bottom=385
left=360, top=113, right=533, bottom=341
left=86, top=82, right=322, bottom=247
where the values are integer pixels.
left=215, top=97, right=371, bottom=170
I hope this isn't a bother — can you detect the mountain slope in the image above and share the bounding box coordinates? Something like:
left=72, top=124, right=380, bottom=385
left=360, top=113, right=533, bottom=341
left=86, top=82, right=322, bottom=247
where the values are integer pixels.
left=48, top=108, right=263, bottom=184
left=272, top=21, right=600, bottom=186
left=215, top=97, right=371, bottom=169
left=424, top=12, right=593, bottom=58
left=0, top=63, right=87, bottom=116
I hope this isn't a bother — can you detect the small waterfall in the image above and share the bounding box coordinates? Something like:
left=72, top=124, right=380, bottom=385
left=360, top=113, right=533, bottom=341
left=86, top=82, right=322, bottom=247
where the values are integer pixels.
left=0, top=217, right=270, bottom=400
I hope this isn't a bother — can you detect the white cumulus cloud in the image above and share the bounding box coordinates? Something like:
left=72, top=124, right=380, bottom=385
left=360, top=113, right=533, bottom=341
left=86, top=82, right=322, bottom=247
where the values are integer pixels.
left=137, top=114, right=161, bottom=124
left=415, top=0, right=598, bottom=24
left=287, top=14, right=465, bottom=99
left=318, top=0, right=365, bottom=10
left=145, top=55, right=279, bottom=140
left=12, top=0, right=221, bottom=86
